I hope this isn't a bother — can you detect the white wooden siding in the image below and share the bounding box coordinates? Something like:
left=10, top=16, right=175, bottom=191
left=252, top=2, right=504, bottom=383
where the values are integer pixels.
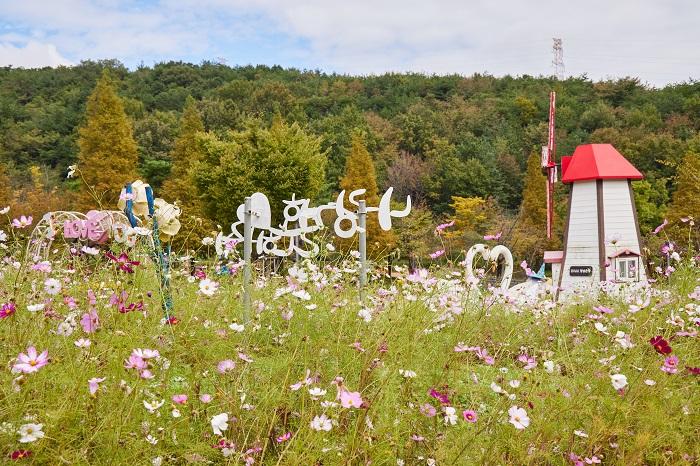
left=602, top=180, right=646, bottom=281
left=561, top=181, right=600, bottom=291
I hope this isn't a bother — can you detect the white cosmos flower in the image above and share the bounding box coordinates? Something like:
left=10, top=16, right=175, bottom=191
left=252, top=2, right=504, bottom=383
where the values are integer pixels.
left=291, top=289, right=311, bottom=301
left=399, top=369, right=416, bottom=378
left=211, top=413, right=229, bottom=435
left=74, top=338, right=91, bottom=348
left=202, top=237, right=215, bottom=246
left=229, top=323, right=245, bottom=332
left=143, top=399, right=165, bottom=414
left=18, top=423, right=45, bottom=443
left=310, top=414, right=333, bottom=431
left=326, top=243, right=336, bottom=252
left=543, top=360, right=556, bottom=373
left=508, top=405, right=530, bottom=429
left=44, top=278, right=62, bottom=295
left=443, top=406, right=458, bottom=425
left=27, top=303, right=45, bottom=313
left=81, top=246, right=100, bottom=255
left=358, top=308, right=372, bottom=322
left=574, top=429, right=589, bottom=438
left=199, top=279, right=219, bottom=297
left=644, top=379, right=656, bottom=386
left=0, top=206, right=9, bottom=215
left=610, top=373, right=628, bottom=391
left=308, top=387, right=327, bottom=398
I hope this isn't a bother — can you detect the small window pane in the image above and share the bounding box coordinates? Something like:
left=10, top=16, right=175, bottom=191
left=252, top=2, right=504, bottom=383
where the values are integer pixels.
left=618, top=260, right=627, bottom=279
left=628, top=260, right=637, bottom=279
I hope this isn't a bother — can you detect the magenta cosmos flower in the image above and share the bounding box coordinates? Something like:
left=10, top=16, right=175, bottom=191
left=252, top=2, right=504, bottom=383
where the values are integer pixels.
left=12, top=346, right=49, bottom=374
left=0, top=302, right=16, bottom=319
left=105, top=251, right=141, bottom=273
left=661, top=355, right=679, bottom=374
left=462, top=409, right=478, bottom=423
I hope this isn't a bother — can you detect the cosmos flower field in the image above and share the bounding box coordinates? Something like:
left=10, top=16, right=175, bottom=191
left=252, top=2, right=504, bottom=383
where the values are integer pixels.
left=1, top=220, right=699, bottom=464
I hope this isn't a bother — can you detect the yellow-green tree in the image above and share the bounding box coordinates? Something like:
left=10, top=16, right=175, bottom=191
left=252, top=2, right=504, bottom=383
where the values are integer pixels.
left=76, top=70, right=138, bottom=209
left=338, top=133, right=396, bottom=257
left=0, top=160, right=11, bottom=208
left=512, top=152, right=553, bottom=261
left=667, top=151, right=700, bottom=244
left=161, top=97, right=213, bottom=252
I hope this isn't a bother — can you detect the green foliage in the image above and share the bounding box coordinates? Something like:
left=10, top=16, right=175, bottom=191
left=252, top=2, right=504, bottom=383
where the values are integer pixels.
left=632, top=179, right=669, bottom=234
left=193, top=118, right=326, bottom=226
left=3, top=61, right=700, bottom=258
left=76, top=70, right=139, bottom=209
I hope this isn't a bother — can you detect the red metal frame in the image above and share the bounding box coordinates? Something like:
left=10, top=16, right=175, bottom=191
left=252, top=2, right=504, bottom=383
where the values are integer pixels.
left=545, top=91, right=556, bottom=239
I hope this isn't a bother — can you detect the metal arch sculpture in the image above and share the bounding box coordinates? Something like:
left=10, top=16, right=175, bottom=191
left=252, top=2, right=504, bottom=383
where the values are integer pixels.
left=26, top=210, right=140, bottom=260
left=465, top=243, right=514, bottom=292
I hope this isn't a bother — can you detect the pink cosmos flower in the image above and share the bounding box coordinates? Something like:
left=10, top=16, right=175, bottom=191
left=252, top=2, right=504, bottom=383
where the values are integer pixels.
left=653, top=219, right=668, bottom=235
left=419, top=403, right=437, bottom=417
left=334, top=378, right=363, bottom=408
left=238, top=352, right=253, bottom=363
left=31, top=261, right=52, bottom=273
left=429, top=249, right=445, bottom=260
left=462, top=410, right=478, bottom=423
left=483, top=231, right=502, bottom=241
left=276, top=432, right=292, bottom=443
left=593, top=305, right=614, bottom=314
left=12, top=346, right=49, bottom=374
left=11, top=215, right=33, bottom=229
left=520, top=260, right=533, bottom=276
left=661, top=355, right=679, bottom=374
left=124, top=354, right=146, bottom=370
left=200, top=394, right=213, bottom=403
left=217, top=359, right=236, bottom=374
left=518, top=353, right=537, bottom=370
left=88, top=377, right=106, bottom=396
left=172, top=394, right=188, bottom=404
left=80, top=310, right=100, bottom=333
left=0, top=302, right=16, bottom=319
left=434, top=220, right=455, bottom=234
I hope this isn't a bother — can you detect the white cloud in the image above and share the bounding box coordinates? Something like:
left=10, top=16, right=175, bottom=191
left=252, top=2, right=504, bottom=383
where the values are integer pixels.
left=0, top=40, right=73, bottom=68
left=0, top=0, right=699, bottom=84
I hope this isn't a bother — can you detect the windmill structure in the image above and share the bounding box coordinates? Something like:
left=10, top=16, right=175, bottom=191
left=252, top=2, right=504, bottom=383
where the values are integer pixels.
left=541, top=91, right=557, bottom=240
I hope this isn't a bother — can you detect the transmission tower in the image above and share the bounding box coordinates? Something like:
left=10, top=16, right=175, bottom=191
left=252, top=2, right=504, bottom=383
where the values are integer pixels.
left=552, top=38, right=564, bottom=80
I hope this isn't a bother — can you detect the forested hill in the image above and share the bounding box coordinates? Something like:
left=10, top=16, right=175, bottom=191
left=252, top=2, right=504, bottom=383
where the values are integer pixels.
left=1, top=60, right=699, bottom=229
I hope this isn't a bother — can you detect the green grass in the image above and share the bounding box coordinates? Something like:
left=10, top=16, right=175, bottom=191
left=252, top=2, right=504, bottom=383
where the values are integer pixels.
left=1, top=250, right=699, bottom=465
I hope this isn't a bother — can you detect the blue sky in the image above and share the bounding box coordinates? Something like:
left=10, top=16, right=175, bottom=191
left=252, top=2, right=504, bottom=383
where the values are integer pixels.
left=1, top=0, right=699, bottom=86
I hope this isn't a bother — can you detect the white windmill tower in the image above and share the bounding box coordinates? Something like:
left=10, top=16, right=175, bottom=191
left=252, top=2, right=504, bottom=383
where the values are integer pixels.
left=545, top=144, right=647, bottom=297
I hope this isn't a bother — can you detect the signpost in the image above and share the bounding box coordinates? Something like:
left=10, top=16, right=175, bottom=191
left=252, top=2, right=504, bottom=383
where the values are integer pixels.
left=569, top=265, right=593, bottom=277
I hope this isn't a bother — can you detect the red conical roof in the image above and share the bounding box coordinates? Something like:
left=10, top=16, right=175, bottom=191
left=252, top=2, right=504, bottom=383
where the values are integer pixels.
left=561, top=144, right=643, bottom=183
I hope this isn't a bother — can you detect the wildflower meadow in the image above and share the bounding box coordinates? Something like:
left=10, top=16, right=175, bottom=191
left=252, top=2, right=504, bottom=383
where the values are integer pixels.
left=0, top=209, right=699, bottom=465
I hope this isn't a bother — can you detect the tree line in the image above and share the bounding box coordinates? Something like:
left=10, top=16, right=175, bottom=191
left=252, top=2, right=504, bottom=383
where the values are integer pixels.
left=0, top=60, right=698, bottom=265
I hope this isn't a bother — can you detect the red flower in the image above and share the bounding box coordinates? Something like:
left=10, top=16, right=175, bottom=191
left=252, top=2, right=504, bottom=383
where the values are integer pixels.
left=105, top=251, right=140, bottom=273
left=649, top=335, right=672, bottom=355
left=10, top=450, right=32, bottom=460
left=686, top=366, right=700, bottom=376
left=166, top=316, right=180, bottom=325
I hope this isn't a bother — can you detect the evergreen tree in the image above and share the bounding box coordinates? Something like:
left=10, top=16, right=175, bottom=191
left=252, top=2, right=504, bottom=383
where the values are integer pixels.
left=512, top=152, right=553, bottom=262
left=76, top=70, right=138, bottom=209
left=339, top=133, right=396, bottom=256
left=160, top=97, right=213, bottom=252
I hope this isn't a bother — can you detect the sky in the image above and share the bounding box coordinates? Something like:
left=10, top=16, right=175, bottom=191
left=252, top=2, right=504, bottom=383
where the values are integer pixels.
left=0, top=0, right=699, bottom=86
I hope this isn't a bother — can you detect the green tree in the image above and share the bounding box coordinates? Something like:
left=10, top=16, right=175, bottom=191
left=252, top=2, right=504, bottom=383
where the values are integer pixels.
left=193, top=118, right=326, bottom=227
left=160, top=97, right=212, bottom=252
left=338, top=133, right=397, bottom=256
left=76, top=70, right=138, bottom=209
